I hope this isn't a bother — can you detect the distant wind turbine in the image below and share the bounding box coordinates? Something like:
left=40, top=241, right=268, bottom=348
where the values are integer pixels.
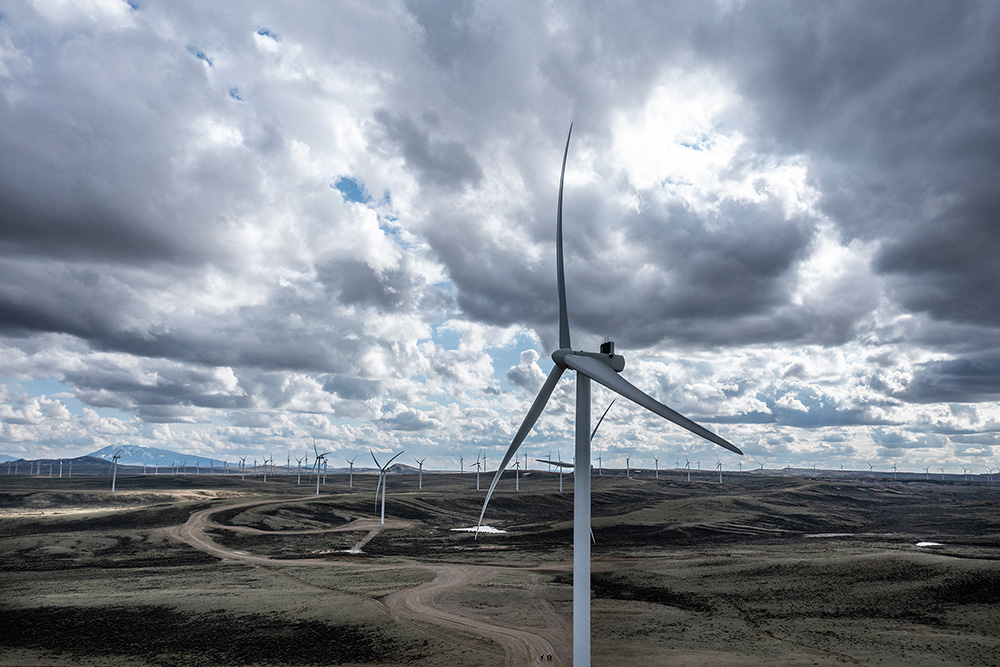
left=716, top=459, right=723, bottom=484
left=473, top=453, right=483, bottom=491
left=346, top=456, right=356, bottom=488
left=626, top=455, right=630, bottom=479
left=109, top=449, right=122, bottom=493
left=415, top=457, right=427, bottom=490
left=313, top=443, right=330, bottom=496
left=371, top=449, right=404, bottom=525
left=654, top=456, right=659, bottom=480
left=475, top=124, right=742, bottom=666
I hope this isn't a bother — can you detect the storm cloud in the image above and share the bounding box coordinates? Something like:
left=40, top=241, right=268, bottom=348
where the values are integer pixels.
left=1, top=1, right=998, bottom=472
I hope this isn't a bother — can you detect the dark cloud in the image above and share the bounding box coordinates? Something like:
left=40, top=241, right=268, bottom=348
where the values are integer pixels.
left=317, top=258, right=415, bottom=311
left=708, top=3, right=1000, bottom=334
left=323, top=375, right=382, bottom=401
left=900, top=356, right=1000, bottom=403
left=377, top=408, right=438, bottom=432
left=373, top=109, right=483, bottom=191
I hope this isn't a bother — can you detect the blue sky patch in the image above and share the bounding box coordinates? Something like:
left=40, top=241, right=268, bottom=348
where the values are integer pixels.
left=187, top=46, right=213, bottom=67
left=334, top=176, right=371, bottom=204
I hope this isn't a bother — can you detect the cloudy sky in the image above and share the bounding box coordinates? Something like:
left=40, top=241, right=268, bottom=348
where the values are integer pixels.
left=2, top=1, right=999, bottom=473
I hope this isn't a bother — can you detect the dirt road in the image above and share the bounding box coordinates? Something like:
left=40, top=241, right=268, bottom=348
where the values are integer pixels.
left=164, top=496, right=566, bottom=665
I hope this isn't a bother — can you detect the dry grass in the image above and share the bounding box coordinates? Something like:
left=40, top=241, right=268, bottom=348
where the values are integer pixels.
left=1, top=471, right=998, bottom=665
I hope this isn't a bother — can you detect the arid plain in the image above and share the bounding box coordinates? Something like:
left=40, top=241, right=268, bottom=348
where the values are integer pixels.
left=1, top=468, right=998, bottom=666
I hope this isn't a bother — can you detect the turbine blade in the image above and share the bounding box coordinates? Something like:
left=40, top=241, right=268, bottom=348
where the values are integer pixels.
left=590, top=398, right=616, bottom=442
left=374, top=473, right=383, bottom=510
left=370, top=448, right=382, bottom=469
left=535, top=459, right=574, bottom=468
left=384, top=450, right=405, bottom=469
left=563, top=353, right=742, bottom=455
left=476, top=364, right=565, bottom=536
left=556, top=123, right=573, bottom=350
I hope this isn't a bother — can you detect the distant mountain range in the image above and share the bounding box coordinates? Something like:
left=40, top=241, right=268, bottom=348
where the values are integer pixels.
left=87, top=444, right=230, bottom=468
left=1, top=444, right=433, bottom=474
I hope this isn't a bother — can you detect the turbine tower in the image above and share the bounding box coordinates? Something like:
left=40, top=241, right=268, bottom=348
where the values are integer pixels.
left=476, top=124, right=742, bottom=666
left=371, top=449, right=404, bottom=525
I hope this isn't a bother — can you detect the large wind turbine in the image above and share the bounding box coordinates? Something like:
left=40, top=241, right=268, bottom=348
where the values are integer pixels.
left=476, top=124, right=742, bottom=666
left=371, top=449, right=404, bottom=525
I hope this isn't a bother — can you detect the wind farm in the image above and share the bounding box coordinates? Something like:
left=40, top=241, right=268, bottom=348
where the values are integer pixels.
left=1, top=460, right=999, bottom=666
left=3, top=126, right=998, bottom=667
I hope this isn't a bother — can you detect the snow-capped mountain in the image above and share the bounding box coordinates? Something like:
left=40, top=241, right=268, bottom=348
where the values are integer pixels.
left=88, top=444, right=227, bottom=468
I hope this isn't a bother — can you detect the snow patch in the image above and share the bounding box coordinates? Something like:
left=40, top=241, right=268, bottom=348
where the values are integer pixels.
left=452, top=525, right=506, bottom=534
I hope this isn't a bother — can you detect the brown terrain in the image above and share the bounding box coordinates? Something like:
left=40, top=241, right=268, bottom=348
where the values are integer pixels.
left=1, top=468, right=998, bottom=665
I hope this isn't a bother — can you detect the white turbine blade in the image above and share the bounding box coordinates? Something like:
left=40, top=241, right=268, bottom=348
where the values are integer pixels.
left=370, top=449, right=382, bottom=469
left=476, top=364, right=565, bottom=536
left=590, top=398, right=616, bottom=442
left=384, top=450, right=405, bottom=470
left=563, top=354, right=742, bottom=455
left=374, top=473, right=383, bottom=510
left=536, top=459, right=575, bottom=468
left=556, top=123, right=573, bottom=350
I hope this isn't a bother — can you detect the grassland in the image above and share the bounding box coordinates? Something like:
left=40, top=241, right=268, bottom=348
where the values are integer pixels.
left=1, top=469, right=998, bottom=665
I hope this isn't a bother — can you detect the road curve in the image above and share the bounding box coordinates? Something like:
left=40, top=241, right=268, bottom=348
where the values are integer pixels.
left=163, top=496, right=566, bottom=665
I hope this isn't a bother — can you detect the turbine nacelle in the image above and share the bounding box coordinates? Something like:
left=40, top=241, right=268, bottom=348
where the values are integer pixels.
left=552, top=346, right=625, bottom=373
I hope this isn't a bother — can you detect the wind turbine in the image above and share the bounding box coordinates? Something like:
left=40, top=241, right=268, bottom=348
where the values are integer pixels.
left=685, top=458, right=692, bottom=482
left=109, top=449, right=122, bottom=493
left=512, top=460, right=521, bottom=492
left=892, top=462, right=898, bottom=480
left=371, top=449, right=404, bottom=525
left=626, top=456, right=630, bottom=479
left=716, top=459, right=723, bottom=484
left=415, top=457, right=427, bottom=490
left=295, top=457, right=303, bottom=485
left=867, top=461, right=874, bottom=479
left=473, top=453, right=483, bottom=491
left=475, top=125, right=742, bottom=666
left=590, top=400, right=615, bottom=477
left=313, top=443, right=330, bottom=496
left=346, top=456, right=357, bottom=488
left=460, top=455, right=464, bottom=474
left=654, top=456, right=659, bottom=480
left=535, top=452, right=573, bottom=492
left=239, top=456, right=247, bottom=481
left=923, top=465, right=930, bottom=480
